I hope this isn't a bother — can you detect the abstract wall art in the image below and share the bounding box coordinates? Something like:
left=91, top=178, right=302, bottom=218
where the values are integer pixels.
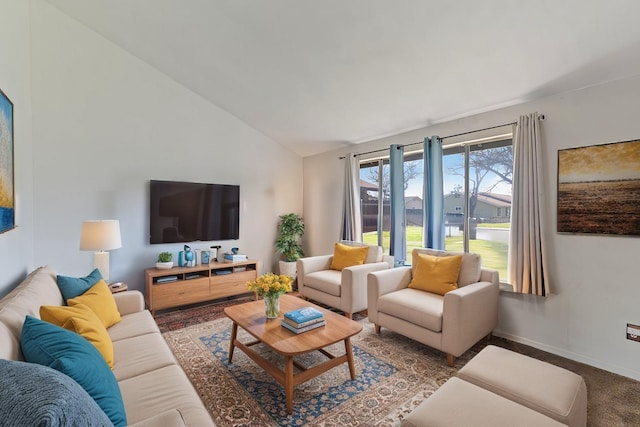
left=557, top=139, right=640, bottom=236
left=0, top=88, right=14, bottom=234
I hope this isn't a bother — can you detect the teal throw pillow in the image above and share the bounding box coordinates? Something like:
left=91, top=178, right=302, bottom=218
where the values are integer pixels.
left=20, top=316, right=127, bottom=427
left=57, top=268, right=103, bottom=302
left=0, top=359, right=112, bottom=426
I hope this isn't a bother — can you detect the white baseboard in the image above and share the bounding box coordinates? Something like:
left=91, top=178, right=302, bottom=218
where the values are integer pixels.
left=493, top=329, right=640, bottom=382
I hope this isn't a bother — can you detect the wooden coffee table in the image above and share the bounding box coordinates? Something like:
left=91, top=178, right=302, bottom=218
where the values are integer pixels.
left=224, top=294, right=363, bottom=414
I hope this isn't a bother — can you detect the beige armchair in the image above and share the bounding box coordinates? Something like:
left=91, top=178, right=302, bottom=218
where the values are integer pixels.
left=297, top=242, right=394, bottom=318
left=367, top=248, right=499, bottom=366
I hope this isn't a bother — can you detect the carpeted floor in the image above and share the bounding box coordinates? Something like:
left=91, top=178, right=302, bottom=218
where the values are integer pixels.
left=155, top=297, right=640, bottom=426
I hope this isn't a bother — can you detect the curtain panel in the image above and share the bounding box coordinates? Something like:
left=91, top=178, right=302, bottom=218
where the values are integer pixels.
left=340, top=153, right=362, bottom=242
left=389, top=144, right=406, bottom=265
left=508, top=113, right=549, bottom=295
left=422, top=136, right=445, bottom=250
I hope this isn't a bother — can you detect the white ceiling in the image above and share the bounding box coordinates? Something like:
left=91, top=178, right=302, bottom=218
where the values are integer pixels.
left=46, top=0, right=640, bottom=157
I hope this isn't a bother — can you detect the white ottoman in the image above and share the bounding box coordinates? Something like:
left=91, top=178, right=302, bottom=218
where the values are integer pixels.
left=457, top=345, right=587, bottom=427
left=401, top=377, right=565, bottom=427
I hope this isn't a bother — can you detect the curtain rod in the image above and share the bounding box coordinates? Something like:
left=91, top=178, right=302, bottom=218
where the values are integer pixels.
left=338, top=115, right=544, bottom=159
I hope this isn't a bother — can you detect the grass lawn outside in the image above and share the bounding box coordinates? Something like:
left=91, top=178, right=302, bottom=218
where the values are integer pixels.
left=363, top=226, right=508, bottom=281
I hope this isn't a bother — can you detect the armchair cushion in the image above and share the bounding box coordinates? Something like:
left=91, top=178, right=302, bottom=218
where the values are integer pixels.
left=304, top=270, right=342, bottom=296
left=330, top=243, right=369, bottom=271
left=409, top=253, right=463, bottom=295
left=339, top=240, right=383, bottom=263
left=412, top=249, right=481, bottom=286
left=378, top=288, right=444, bottom=331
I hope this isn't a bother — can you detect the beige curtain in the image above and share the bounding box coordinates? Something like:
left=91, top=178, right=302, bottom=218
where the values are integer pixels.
left=508, top=113, right=549, bottom=295
left=340, top=153, right=362, bottom=242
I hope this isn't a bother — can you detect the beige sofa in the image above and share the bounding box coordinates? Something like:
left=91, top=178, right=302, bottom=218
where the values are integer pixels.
left=0, top=266, right=214, bottom=426
left=367, top=248, right=499, bottom=366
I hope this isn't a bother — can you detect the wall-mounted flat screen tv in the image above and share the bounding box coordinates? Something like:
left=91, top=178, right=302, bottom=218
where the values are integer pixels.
left=149, top=180, right=240, bottom=244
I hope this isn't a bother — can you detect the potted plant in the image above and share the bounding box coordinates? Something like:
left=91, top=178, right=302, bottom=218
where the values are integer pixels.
left=156, top=252, right=173, bottom=269
left=275, top=213, right=304, bottom=280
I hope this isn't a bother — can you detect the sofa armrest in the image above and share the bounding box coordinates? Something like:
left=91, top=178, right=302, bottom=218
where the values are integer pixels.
left=297, top=255, right=333, bottom=292
left=442, top=280, right=499, bottom=357
left=381, top=254, right=395, bottom=268
left=367, top=267, right=412, bottom=324
left=480, top=268, right=499, bottom=286
left=341, top=262, right=392, bottom=314
left=112, top=290, right=145, bottom=316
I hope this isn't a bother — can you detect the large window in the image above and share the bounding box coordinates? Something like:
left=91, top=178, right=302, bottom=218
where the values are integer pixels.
left=359, top=137, right=513, bottom=283
left=443, top=139, right=512, bottom=281
left=360, top=160, right=391, bottom=253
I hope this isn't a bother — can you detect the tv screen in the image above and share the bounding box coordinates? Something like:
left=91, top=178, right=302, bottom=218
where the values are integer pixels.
left=149, top=180, right=239, bottom=244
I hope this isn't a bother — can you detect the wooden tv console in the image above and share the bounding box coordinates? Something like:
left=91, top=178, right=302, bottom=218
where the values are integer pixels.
left=144, top=260, right=259, bottom=314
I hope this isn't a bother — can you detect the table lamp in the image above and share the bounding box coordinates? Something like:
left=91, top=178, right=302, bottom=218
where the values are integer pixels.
left=80, top=220, right=122, bottom=282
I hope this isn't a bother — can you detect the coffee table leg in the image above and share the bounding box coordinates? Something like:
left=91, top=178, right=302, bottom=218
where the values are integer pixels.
left=345, top=338, right=356, bottom=380
left=285, top=356, right=294, bottom=414
left=228, top=322, right=238, bottom=363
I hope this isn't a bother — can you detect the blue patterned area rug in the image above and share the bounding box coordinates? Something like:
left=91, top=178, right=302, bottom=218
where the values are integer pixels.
left=163, top=317, right=471, bottom=426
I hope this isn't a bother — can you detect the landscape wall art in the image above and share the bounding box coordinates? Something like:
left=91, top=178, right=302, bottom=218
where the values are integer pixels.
left=0, top=88, right=14, bottom=234
left=557, top=139, right=640, bottom=236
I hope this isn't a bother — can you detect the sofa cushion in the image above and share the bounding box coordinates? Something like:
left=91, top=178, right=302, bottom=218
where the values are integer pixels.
left=112, top=333, right=178, bottom=381
left=0, top=266, right=63, bottom=361
left=108, top=310, right=160, bottom=342
left=0, top=359, right=112, bottom=427
left=378, top=288, right=444, bottom=332
left=40, top=303, right=114, bottom=368
left=330, top=242, right=369, bottom=270
left=68, top=280, right=121, bottom=328
left=118, top=365, right=214, bottom=426
left=409, top=253, right=463, bottom=295
left=20, top=316, right=127, bottom=427
left=412, top=249, right=481, bottom=286
left=56, top=268, right=103, bottom=302
left=304, top=269, right=343, bottom=296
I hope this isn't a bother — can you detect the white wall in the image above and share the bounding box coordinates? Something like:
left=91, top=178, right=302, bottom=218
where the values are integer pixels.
left=304, top=76, right=640, bottom=380
left=28, top=2, right=303, bottom=291
left=0, top=0, right=35, bottom=297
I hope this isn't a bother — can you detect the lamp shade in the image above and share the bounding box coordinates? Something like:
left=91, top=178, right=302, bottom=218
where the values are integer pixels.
left=80, top=220, right=122, bottom=251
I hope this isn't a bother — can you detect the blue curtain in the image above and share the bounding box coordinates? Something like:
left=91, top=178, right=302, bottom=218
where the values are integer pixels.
left=422, top=136, right=445, bottom=249
left=389, top=144, right=406, bottom=265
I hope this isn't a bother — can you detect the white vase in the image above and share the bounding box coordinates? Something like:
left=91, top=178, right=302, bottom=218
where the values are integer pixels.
left=278, top=260, right=297, bottom=281
left=156, top=262, right=174, bottom=270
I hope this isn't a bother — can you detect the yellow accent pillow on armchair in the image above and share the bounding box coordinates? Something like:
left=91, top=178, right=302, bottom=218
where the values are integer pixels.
left=330, top=243, right=369, bottom=271
left=408, top=253, right=463, bottom=295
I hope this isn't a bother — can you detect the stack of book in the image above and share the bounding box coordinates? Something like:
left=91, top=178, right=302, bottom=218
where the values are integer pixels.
left=223, top=253, right=248, bottom=263
left=281, top=307, right=325, bottom=334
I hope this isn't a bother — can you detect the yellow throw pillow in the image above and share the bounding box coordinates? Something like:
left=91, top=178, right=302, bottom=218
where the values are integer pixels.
left=330, top=242, right=369, bottom=271
left=39, top=303, right=114, bottom=368
left=67, top=280, right=121, bottom=328
left=408, top=253, right=463, bottom=296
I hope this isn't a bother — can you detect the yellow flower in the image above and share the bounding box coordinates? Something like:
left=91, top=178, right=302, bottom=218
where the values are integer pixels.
left=246, top=272, right=293, bottom=296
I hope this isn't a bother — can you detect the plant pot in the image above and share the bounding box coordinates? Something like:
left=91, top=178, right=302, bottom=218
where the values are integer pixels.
left=156, top=262, right=173, bottom=270
left=278, top=260, right=297, bottom=281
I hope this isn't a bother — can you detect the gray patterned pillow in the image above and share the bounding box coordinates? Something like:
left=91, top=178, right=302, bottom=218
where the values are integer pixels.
left=0, top=359, right=112, bottom=427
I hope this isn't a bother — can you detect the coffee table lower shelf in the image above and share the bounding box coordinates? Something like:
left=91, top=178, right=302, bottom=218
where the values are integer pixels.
left=224, top=295, right=362, bottom=414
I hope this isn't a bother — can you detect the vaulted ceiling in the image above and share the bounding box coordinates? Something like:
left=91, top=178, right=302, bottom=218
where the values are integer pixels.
left=46, top=1, right=640, bottom=157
